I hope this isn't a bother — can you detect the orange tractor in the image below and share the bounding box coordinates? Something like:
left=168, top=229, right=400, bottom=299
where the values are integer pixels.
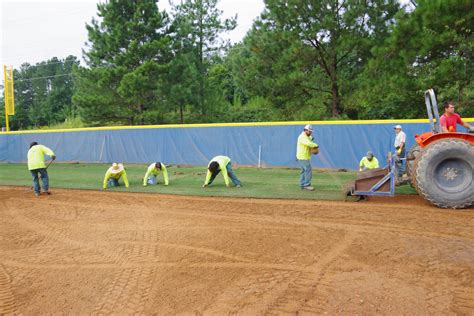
left=408, top=89, right=473, bottom=208
left=346, top=89, right=473, bottom=209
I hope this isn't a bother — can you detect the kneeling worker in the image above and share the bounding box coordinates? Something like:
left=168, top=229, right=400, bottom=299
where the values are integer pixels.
left=359, top=151, right=379, bottom=171
left=143, top=162, right=169, bottom=186
left=203, top=155, right=241, bottom=188
left=103, top=163, right=129, bottom=189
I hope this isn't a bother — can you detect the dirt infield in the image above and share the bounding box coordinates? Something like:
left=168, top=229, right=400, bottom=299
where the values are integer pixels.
left=0, top=187, right=473, bottom=314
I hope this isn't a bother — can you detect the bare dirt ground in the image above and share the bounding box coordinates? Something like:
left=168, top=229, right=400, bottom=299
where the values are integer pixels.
left=0, top=186, right=473, bottom=315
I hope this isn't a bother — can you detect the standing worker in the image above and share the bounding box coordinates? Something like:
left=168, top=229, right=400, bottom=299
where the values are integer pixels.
left=202, top=155, right=242, bottom=188
left=393, top=125, right=406, bottom=177
left=103, top=163, right=129, bottom=189
left=440, top=101, right=474, bottom=133
left=27, top=142, right=56, bottom=197
left=359, top=151, right=379, bottom=171
left=296, top=124, right=319, bottom=191
left=143, top=162, right=169, bottom=186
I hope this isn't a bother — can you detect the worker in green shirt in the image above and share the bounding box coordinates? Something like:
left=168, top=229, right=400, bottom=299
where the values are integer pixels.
left=103, top=163, right=129, bottom=189
left=143, top=162, right=169, bottom=186
left=202, top=155, right=242, bottom=188
left=27, top=142, right=56, bottom=197
left=296, top=124, right=319, bottom=191
left=359, top=151, right=380, bottom=171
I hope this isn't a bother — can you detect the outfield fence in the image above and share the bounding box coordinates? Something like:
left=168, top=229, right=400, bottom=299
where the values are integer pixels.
left=0, top=119, right=472, bottom=169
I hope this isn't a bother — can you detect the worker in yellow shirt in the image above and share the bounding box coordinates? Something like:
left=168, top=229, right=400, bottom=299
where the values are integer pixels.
left=103, top=163, right=129, bottom=189
left=202, top=155, right=242, bottom=188
left=143, top=162, right=169, bottom=186
left=27, top=142, right=56, bottom=197
left=359, top=151, right=380, bottom=171
left=296, top=124, right=319, bottom=191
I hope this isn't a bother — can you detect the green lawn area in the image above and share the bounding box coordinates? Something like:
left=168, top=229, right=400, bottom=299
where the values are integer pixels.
left=0, top=163, right=416, bottom=200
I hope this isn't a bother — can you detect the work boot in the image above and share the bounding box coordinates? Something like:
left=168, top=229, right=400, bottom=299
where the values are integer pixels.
left=35, top=192, right=40, bottom=197
left=236, top=184, right=242, bottom=188
left=44, top=191, right=51, bottom=195
left=302, top=186, right=315, bottom=191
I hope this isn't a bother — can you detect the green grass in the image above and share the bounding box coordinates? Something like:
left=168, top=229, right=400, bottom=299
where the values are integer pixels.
left=0, top=163, right=416, bottom=200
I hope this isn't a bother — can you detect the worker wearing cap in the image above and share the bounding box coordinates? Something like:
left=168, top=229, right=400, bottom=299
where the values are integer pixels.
left=202, top=155, right=242, bottom=188
left=296, top=124, right=319, bottom=191
left=27, top=142, right=56, bottom=197
left=143, top=162, right=169, bottom=186
left=394, top=125, right=406, bottom=177
left=359, top=151, right=379, bottom=171
left=440, top=101, right=474, bottom=133
left=103, top=163, right=129, bottom=189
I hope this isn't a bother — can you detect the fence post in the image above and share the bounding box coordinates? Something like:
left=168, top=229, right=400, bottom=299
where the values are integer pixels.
left=258, top=145, right=262, bottom=168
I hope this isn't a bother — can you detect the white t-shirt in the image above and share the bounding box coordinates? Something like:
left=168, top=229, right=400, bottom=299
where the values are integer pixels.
left=394, top=131, right=406, bottom=148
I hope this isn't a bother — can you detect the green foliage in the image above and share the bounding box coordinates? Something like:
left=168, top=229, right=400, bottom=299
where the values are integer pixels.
left=2, top=56, right=79, bottom=130
left=40, top=116, right=85, bottom=130
left=73, top=0, right=171, bottom=126
left=163, top=0, right=237, bottom=122
left=222, top=96, right=283, bottom=122
left=4, top=0, right=473, bottom=130
left=258, top=0, right=401, bottom=117
left=356, top=0, right=474, bottom=119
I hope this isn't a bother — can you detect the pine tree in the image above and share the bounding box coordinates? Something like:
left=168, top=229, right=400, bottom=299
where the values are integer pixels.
left=74, top=0, right=171, bottom=125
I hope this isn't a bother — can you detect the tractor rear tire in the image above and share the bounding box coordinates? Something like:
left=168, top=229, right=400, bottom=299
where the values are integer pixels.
left=406, top=144, right=421, bottom=176
left=413, top=138, right=473, bottom=209
left=406, top=143, right=422, bottom=187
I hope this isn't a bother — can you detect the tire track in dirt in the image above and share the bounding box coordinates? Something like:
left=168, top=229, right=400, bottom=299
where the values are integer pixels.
left=1, top=188, right=473, bottom=314
left=202, top=230, right=358, bottom=314
left=0, top=258, right=315, bottom=273
left=101, top=240, right=254, bottom=264
left=202, top=270, right=298, bottom=314
left=2, top=200, right=127, bottom=266
left=0, top=264, right=16, bottom=314
left=44, top=198, right=469, bottom=243
left=451, top=288, right=474, bottom=314
left=263, top=231, right=358, bottom=314
left=16, top=192, right=473, bottom=241
left=145, top=205, right=474, bottom=242
left=92, top=268, right=156, bottom=314
left=416, top=238, right=474, bottom=314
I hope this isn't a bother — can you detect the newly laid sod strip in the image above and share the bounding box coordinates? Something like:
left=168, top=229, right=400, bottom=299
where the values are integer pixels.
left=0, top=163, right=417, bottom=200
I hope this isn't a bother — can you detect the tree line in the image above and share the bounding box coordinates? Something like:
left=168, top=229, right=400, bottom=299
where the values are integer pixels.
left=2, top=0, right=472, bottom=130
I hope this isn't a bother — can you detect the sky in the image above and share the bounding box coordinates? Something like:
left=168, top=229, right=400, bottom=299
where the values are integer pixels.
left=0, top=0, right=265, bottom=69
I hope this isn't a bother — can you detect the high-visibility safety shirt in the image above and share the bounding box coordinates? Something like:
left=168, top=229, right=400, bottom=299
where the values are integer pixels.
left=27, top=145, right=55, bottom=170
left=143, top=163, right=169, bottom=186
left=359, top=157, right=380, bottom=171
left=204, top=155, right=231, bottom=186
left=296, top=132, right=318, bottom=160
left=103, top=168, right=129, bottom=189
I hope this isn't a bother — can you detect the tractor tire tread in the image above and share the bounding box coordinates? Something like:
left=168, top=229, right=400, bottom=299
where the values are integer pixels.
left=414, top=138, right=473, bottom=209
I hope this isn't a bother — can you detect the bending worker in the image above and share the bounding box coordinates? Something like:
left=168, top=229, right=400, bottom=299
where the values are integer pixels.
left=296, top=124, right=319, bottom=191
left=203, top=155, right=242, bottom=188
left=103, top=163, right=129, bottom=189
left=143, top=162, right=169, bottom=186
left=359, top=151, right=379, bottom=171
left=27, top=142, right=56, bottom=197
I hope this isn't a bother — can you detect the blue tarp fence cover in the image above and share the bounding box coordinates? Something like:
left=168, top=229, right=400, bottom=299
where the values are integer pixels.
left=1, top=119, right=472, bottom=170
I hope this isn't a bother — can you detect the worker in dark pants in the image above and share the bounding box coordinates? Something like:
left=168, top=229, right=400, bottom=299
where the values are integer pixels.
left=27, top=142, right=56, bottom=197
left=393, top=125, right=406, bottom=177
